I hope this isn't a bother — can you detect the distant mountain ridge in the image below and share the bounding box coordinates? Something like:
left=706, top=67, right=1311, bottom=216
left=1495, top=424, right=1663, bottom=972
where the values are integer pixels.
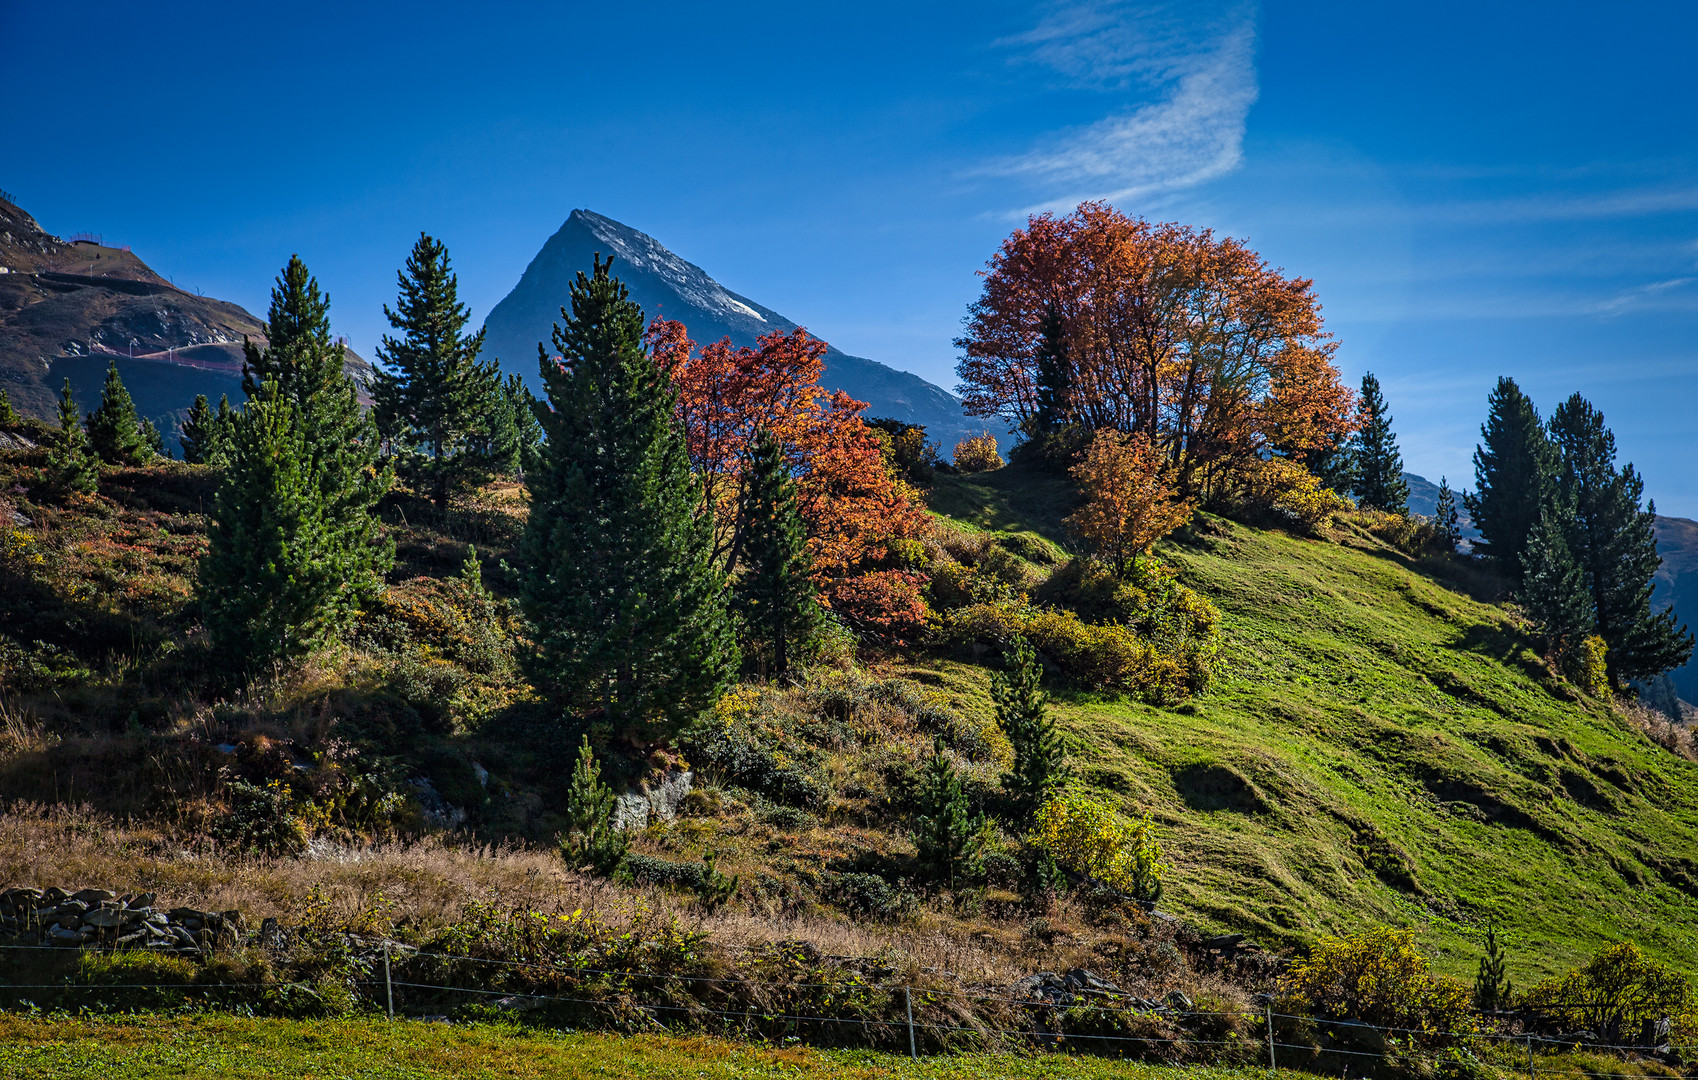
left=0, top=193, right=370, bottom=436
left=481, top=210, right=997, bottom=455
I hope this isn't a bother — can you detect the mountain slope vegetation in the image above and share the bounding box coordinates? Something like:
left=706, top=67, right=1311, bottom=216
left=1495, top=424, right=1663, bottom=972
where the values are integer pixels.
left=926, top=463, right=1698, bottom=980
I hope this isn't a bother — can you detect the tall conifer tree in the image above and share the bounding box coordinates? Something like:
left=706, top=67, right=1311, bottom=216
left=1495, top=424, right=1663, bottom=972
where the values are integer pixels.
left=85, top=359, right=152, bottom=465
left=730, top=429, right=823, bottom=677
left=206, top=257, right=390, bottom=666
left=1352, top=372, right=1408, bottom=513
left=501, top=374, right=544, bottom=477
left=1521, top=508, right=1593, bottom=667
left=1465, top=377, right=1555, bottom=577
left=1547, top=394, right=1693, bottom=686
left=44, top=379, right=99, bottom=497
left=197, top=382, right=337, bottom=667
left=1434, top=476, right=1462, bottom=552
left=369, top=234, right=507, bottom=509
left=518, top=255, right=735, bottom=737
left=179, top=394, right=217, bottom=463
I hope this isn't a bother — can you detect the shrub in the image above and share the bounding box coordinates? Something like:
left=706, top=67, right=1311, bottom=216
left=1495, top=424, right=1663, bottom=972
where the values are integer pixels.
left=1031, top=791, right=1164, bottom=902
left=1069, top=429, right=1192, bottom=570
left=211, top=779, right=307, bottom=855
left=828, top=871, right=918, bottom=920
left=622, top=851, right=739, bottom=907
left=1222, top=458, right=1353, bottom=531
left=825, top=569, right=929, bottom=645
left=1520, top=942, right=1694, bottom=1043
left=681, top=688, right=827, bottom=808
left=1279, top=925, right=1475, bottom=1041
left=953, top=432, right=1004, bottom=473
left=1359, top=509, right=1441, bottom=556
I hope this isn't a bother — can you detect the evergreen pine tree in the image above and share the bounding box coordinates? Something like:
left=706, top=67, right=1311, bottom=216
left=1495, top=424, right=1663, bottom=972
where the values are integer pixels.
left=85, top=359, right=152, bottom=465
left=43, top=379, right=99, bottom=498
left=1352, top=372, right=1408, bottom=513
left=559, top=736, right=627, bottom=875
left=1434, top=476, right=1462, bottom=552
left=0, top=388, right=18, bottom=427
left=140, top=417, right=166, bottom=459
left=179, top=394, right=217, bottom=463
left=1548, top=394, right=1693, bottom=687
left=212, top=395, right=237, bottom=464
left=1031, top=301, right=1071, bottom=434
left=1465, top=377, right=1555, bottom=577
left=237, top=255, right=391, bottom=637
left=1473, top=917, right=1514, bottom=1012
left=1521, top=508, right=1593, bottom=670
left=730, top=429, right=823, bottom=678
left=369, top=234, right=506, bottom=509
left=518, top=255, right=736, bottom=737
left=994, top=637, right=1068, bottom=822
left=475, top=373, right=544, bottom=478
left=914, top=737, right=983, bottom=889
left=197, top=381, right=337, bottom=668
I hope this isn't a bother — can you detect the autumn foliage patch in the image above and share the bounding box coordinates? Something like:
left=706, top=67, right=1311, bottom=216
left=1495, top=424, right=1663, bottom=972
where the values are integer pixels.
left=955, top=202, right=1355, bottom=500
left=648, top=320, right=929, bottom=642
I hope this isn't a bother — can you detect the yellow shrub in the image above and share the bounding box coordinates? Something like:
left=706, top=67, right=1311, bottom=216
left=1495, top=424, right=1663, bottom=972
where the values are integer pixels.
left=1226, top=458, right=1352, bottom=531
left=1280, top=925, right=1475, bottom=1040
left=953, top=432, right=1004, bottom=474
left=1032, top=791, right=1164, bottom=902
left=1520, top=942, right=1693, bottom=1043
left=944, top=601, right=1028, bottom=645
left=1575, top=634, right=1609, bottom=696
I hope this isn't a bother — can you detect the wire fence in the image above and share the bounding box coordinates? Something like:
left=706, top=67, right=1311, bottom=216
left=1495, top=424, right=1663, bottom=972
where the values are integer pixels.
left=1, top=939, right=1692, bottom=1076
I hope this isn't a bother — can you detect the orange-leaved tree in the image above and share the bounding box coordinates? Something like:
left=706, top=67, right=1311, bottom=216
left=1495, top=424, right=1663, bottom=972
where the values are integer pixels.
left=1068, top=430, right=1192, bottom=572
left=647, top=320, right=929, bottom=641
left=955, top=201, right=1353, bottom=498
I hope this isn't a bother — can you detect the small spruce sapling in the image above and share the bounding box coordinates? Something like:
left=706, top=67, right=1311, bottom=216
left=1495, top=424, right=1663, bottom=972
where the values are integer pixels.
left=0, top=388, right=18, bottom=427
left=698, top=849, right=739, bottom=909
left=44, top=379, right=99, bottom=497
left=560, top=736, right=627, bottom=875
left=994, top=637, right=1068, bottom=822
left=914, top=737, right=984, bottom=889
left=1474, top=916, right=1514, bottom=1012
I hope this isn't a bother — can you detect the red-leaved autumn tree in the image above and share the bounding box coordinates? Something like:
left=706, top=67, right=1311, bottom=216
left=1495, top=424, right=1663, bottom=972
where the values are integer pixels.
left=955, top=201, right=1354, bottom=498
left=647, top=320, right=929, bottom=641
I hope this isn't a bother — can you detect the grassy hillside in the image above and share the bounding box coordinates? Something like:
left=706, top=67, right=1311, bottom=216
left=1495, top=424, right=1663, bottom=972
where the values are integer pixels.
left=1, top=446, right=1695, bottom=1002
left=926, top=464, right=1698, bottom=980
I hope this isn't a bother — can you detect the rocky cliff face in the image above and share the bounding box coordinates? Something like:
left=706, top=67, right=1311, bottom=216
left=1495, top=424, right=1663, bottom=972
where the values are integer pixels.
left=0, top=195, right=370, bottom=434
left=482, top=209, right=1000, bottom=455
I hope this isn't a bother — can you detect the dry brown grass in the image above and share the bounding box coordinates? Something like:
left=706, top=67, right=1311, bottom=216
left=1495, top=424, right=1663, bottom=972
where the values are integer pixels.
left=0, top=802, right=1246, bottom=1004
left=1619, top=699, right=1698, bottom=761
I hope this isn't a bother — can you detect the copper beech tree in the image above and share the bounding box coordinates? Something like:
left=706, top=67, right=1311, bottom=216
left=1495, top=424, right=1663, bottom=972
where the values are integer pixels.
left=646, top=320, right=929, bottom=641
left=955, top=201, right=1355, bottom=498
left=1068, top=430, right=1193, bottom=572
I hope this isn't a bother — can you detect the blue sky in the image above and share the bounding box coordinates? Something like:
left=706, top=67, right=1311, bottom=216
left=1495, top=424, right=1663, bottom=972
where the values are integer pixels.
left=6, top=1, right=1696, bottom=511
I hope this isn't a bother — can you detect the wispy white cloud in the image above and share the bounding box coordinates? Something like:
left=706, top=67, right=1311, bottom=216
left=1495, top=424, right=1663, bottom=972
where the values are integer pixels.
left=984, top=2, right=1261, bottom=212
left=1590, top=276, right=1698, bottom=316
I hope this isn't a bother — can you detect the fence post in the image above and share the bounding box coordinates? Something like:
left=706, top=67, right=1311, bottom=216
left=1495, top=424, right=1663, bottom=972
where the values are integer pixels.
left=383, top=941, right=394, bottom=1021
left=905, top=986, right=916, bottom=1060
left=1266, top=1004, right=1276, bottom=1071
left=1526, top=1035, right=1534, bottom=1080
